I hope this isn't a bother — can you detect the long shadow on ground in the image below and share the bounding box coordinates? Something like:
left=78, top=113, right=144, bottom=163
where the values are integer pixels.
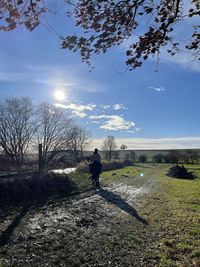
left=0, top=205, right=30, bottom=246
left=97, top=187, right=148, bottom=225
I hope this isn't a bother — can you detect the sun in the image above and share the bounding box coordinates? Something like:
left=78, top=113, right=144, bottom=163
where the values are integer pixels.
left=54, top=89, right=66, bottom=101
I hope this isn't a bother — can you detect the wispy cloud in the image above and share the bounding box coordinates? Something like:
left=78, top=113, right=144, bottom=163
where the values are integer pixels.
left=160, top=49, right=200, bottom=73
left=0, top=71, right=29, bottom=82
left=99, top=105, right=111, bottom=110
left=99, top=103, right=127, bottom=111
left=0, top=63, right=106, bottom=92
left=125, top=130, right=136, bottom=133
left=89, top=115, right=135, bottom=131
left=29, top=64, right=106, bottom=93
left=122, top=127, right=141, bottom=134
left=148, top=86, right=165, bottom=92
left=91, top=137, right=200, bottom=150
left=36, top=74, right=105, bottom=93
left=113, top=104, right=126, bottom=110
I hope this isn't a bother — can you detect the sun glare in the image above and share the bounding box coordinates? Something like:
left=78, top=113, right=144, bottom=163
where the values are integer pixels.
left=54, top=89, right=66, bottom=101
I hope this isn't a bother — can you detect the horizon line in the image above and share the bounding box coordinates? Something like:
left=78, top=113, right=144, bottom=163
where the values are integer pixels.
left=90, top=137, right=200, bottom=150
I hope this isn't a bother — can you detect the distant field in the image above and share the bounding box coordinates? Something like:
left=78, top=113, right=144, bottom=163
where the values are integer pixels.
left=84, top=149, right=200, bottom=161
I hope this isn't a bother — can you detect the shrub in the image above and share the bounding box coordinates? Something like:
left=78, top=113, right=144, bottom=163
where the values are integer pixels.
left=123, top=159, right=133, bottom=166
left=102, top=160, right=125, bottom=171
left=76, top=161, right=90, bottom=173
left=0, top=172, right=76, bottom=206
left=138, top=154, right=147, bottom=163
left=152, top=153, right=164, bottom=163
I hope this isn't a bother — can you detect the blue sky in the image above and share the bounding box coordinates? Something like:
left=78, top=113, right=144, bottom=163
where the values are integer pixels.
left=0, top=2, right=200, bottom=149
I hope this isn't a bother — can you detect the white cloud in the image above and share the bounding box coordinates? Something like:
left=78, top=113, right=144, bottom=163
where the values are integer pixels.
left=71, top=110, right=87, bottom=118
left=98, top=104, right=127, bottom=111
left=113, top=104, right=126, bottom=110
left=99, top=105, right=111, bottom=110
left=90, top=137, right=200, bottom=150
left=55, top=103, right=96, bottom=111
left=148, top=86, right=165, bottom=92
left=52, top=100, right=134, bottom=132
left=126, top=130, right=136, bottom=133
left=54, top=103, right=96, bottom=118
left=135, top=127, right=142, bottom=132
left=68, top=103, right=96, bottom=112
left=89, top=115, right=135, bottom=131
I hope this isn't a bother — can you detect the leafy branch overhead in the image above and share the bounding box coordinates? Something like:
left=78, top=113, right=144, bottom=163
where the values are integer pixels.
left=0, top=0, right=199, bottom=69
left=0, top=0, right=46, bottom=31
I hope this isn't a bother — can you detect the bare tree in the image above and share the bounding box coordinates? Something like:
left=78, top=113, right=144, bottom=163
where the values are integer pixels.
left=167, top=150, right=181, bottom=164
left=102, top=136, right=117, bottom=162
left=130, top=151, right=137, bottom=162
left=69, top=126, right=90, bottom=162
left=0, top=97, right=35, bottom=167
left=35, top=104, right=74, bottom=168
left=120, top=144, right=128, bottom=150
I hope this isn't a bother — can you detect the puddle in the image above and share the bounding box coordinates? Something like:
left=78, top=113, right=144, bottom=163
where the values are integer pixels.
left=49, top=167, right=77, bottom=175
left=104, top=182, right=152, bottom=204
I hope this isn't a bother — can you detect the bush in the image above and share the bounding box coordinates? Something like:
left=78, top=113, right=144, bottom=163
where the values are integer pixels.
left=123, top=159, right=133, bottom=166
left=138, top=154, right=147, bottom=163
left=0, top=172, right=76, bottom=206
left=153, top=153, right=164, bottom=163
left=102, top=160, right=125, bottom=171
left=76, top=161, right=90, bottom=173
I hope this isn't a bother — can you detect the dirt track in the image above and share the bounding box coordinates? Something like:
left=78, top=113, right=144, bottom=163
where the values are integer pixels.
left=0, top=168, right=159, bottom=267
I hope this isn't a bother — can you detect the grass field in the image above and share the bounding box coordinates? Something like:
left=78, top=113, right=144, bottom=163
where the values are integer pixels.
left=139, top=165, right=200, bottom=267
left=0, top=164, right=199, bottom=266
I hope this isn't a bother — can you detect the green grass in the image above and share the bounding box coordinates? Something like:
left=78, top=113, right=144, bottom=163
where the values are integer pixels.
left=94, top=163, right=200, bottom=266
left=80, top=163, right=200, bottom=266
left=69, top=166, right=142, bottom=191
left=139, top=164, right=200, bottom=267
left=100, top=166, right=141, bottom=185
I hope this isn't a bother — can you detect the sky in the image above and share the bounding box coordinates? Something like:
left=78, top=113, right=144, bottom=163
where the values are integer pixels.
left=0, top=1, right=200, bottom=150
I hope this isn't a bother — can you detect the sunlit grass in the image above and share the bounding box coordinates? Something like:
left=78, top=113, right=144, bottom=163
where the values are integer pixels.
left=140, top=164, right=200, bottom=267
left=69, top=166, right=141, bottom=191
left=100, top=166, right=141, bottom=185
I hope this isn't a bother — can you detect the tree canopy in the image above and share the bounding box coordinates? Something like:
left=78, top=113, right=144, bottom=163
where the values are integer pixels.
left=0, top=0, right=199, bottom=70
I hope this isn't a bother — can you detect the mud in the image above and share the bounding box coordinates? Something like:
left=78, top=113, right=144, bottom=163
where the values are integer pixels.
left=0, top=179, right=156, bottom=266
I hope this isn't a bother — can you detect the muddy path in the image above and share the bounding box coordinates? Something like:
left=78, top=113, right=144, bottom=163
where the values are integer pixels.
left=0, top=166, right=161, bottom=267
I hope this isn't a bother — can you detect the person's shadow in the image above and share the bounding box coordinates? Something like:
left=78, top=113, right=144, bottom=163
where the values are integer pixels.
left=96, top=187, right=148, bottom=225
